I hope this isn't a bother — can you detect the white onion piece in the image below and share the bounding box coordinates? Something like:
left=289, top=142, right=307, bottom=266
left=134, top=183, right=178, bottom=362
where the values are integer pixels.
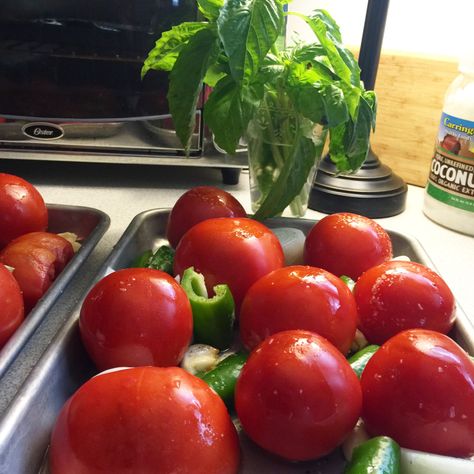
left=350, top=329, right=369, bottom=354
left=401, top=449, right=474, bottom=473
left=342, top=418, right=370, bottom=461
left=391, top=255, right=411, bottom=262
left=57, top=232, right=82, bottom=253
left=181, top=344, right=219, bottom=375
left=272, top=227, right=306, bottom=266
left=92, top=367, right=132, bottom=378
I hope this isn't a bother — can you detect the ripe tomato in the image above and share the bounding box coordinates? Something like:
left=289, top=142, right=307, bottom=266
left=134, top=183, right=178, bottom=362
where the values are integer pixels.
left=303, top=212, right=392, bottom=280
left=79, top=268, right=193, bottom=371
left=235, top=330, right=362, bottom=461
left=9, top=231, right=74, bottom=274
left=239, top=265, right=357, bottom=354
left=0, top=263, right=24, bottom=349
left=0, top=173, right=48, bottom=248
left=361, top=329, right=474, bottom=457
left=166, top=186, right=247, bottom=248
left=0, top=232, right=74, bottom=312
left=354, top=260, right=456, bottom=345
left=173, top=217, right=284, bottom=311
left=49, top=366, right=240, bottom=474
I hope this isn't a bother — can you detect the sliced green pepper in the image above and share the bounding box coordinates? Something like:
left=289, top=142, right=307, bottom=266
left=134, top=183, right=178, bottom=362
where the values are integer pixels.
left=133, top=245, right=174, bottom=275
left=181, top=267, right=235, bottom=350
left=132, top=249, right=153, bottom=268
left=348, top=345, right=379, bottom=378
left=199, top=352, right=248, bottom=406
left=344, top=436, right=400, bottom=474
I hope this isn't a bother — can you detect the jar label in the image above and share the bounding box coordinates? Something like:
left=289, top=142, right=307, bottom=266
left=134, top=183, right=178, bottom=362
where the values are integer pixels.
left=426, top=113, right=474, bottom=212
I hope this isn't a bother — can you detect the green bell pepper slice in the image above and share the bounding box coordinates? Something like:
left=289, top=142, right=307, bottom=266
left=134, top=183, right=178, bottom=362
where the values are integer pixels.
left=348, top=344, right=379, bottom=378
left=199, top=352, right=248, bottom=406
left=133, top=245, right=174, bottom=275
left=133, top=249, right=153, bottom=268
left=181, top=267, right=235, bottom=350
left=344, top=436, right=401, bottom=474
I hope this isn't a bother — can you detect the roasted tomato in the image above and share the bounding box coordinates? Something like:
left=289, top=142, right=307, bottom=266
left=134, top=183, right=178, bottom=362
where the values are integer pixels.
left=0, top=231, right=74, bottom=312
left=166, top=186, right=246, bottom=248
left=361, top=329, right=474, bottom=457
left=49, top=366, right=240, bottom=474
left=235, top=330, right=362, bottom=462
left=173, top=217, right=284, bottom=311
left=354, top=260, right=456, bottom=344
left=0, top=263, right=24, bottom=349
left=0, top=173, right=48, bottom=248
left=79, top=268, right=193, bottom=371
left=239, top=266, right=358, bottom=354
left=303, top=212, right=393, bottom=280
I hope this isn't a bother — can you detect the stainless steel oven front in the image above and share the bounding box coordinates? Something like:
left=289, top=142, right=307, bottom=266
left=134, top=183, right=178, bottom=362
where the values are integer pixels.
left=0, top=0, right=246, bottom=183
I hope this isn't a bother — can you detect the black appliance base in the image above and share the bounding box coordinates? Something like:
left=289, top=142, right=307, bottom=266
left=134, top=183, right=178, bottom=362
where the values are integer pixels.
left=309, top=148, right=408, bottom=218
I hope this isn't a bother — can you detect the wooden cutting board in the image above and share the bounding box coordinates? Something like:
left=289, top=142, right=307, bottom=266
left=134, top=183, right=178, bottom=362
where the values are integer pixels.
left=370, top=51, right=458, bottom=187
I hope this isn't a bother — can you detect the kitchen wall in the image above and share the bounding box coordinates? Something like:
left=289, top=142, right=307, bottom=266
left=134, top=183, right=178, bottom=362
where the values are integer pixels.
left=286, top=1, right=472, bottom=186
left=287, top=0, right=472, bottom=60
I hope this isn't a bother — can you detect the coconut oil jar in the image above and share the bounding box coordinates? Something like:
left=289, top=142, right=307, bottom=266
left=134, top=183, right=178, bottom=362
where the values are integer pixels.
left=423, top=53, right=474, bottom=235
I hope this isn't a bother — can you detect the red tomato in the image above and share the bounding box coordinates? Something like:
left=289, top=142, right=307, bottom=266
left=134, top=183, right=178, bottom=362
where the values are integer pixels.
left=0, top=173, right=48, bottom=248
left=173, top=217, right=284, bottom=311
left=0, top=232, right=74, bottom=312
left=361, top=329, right=474, bottom=457
left=354, top=260, right=456, bottom=344
left=239, top=265, right=357, bottom=354
left=303, top=212, right=393, bottom=280
left=235, top=330, right=362, bottom=461
left=166, top=186, right=246, bottom=248
left=49, top=366, right=240, bottom=474
left=79, top=268, right=193, bottom=371
left=9, top=231, right=74, bottom=274
left=0, top=263, right=24, bottom=349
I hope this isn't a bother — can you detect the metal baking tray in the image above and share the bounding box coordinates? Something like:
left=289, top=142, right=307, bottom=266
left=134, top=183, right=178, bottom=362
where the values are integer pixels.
left=0, top=209, right=472, bottom=474
left=0, top=203, right=110, bottom=380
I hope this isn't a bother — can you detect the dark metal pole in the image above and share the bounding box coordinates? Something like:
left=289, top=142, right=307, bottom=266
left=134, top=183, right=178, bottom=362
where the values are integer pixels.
left=309, top=0, right=407, bottom=218
left=358, top=0, right=390, bottom=91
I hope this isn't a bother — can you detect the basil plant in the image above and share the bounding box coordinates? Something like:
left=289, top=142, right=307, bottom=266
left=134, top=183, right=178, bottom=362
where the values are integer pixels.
left=142, top=0, right=376, bottom=220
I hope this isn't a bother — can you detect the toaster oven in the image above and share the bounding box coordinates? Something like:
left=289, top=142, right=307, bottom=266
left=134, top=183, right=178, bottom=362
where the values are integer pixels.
left=0, top=0, right=246, bottom=184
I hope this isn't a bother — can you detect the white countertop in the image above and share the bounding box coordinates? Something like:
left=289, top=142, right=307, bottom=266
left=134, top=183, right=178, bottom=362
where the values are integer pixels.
left=2, top=159, right=473, bottom=321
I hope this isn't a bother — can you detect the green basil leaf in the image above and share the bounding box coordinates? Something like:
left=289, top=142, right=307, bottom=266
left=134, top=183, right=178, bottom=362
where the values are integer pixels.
left=168, top=28, right=220, bottom=153
left=253, top=134, right=320, bottom=221
left=287, top=43, right=336, bottom=76
left=344, top=95, right=375, bottom=170
left=204, top=76, right=254, bottom=154
left=328, top=94, right=374, bottom=172
left=141, top=22, right=209, bottom=77
left=298, top=83, right=348, bottom=127
left=286, top=64, right=348, bottom=127
left=290, top=43, right=326, bottom=63
left=217, top=0, right=284, bottom=84
left=292, top=10, right=360, bottom=88
left=339, top=82, right=362, bottom=120
left=204, top=61, right=229, bottom=87
left=312, top=9, right=343, bottom=42
left=327, top=124, right=349, bottom=171
left=363, top=90, right=378, bottom=130
left=198, top=0, right=224, bottom=21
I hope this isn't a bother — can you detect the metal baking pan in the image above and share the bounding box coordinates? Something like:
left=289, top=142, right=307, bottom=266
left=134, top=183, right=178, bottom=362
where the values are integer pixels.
left=0, top=203, right=110, bottom=380
left=0, top=209, right=472, bottom=474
